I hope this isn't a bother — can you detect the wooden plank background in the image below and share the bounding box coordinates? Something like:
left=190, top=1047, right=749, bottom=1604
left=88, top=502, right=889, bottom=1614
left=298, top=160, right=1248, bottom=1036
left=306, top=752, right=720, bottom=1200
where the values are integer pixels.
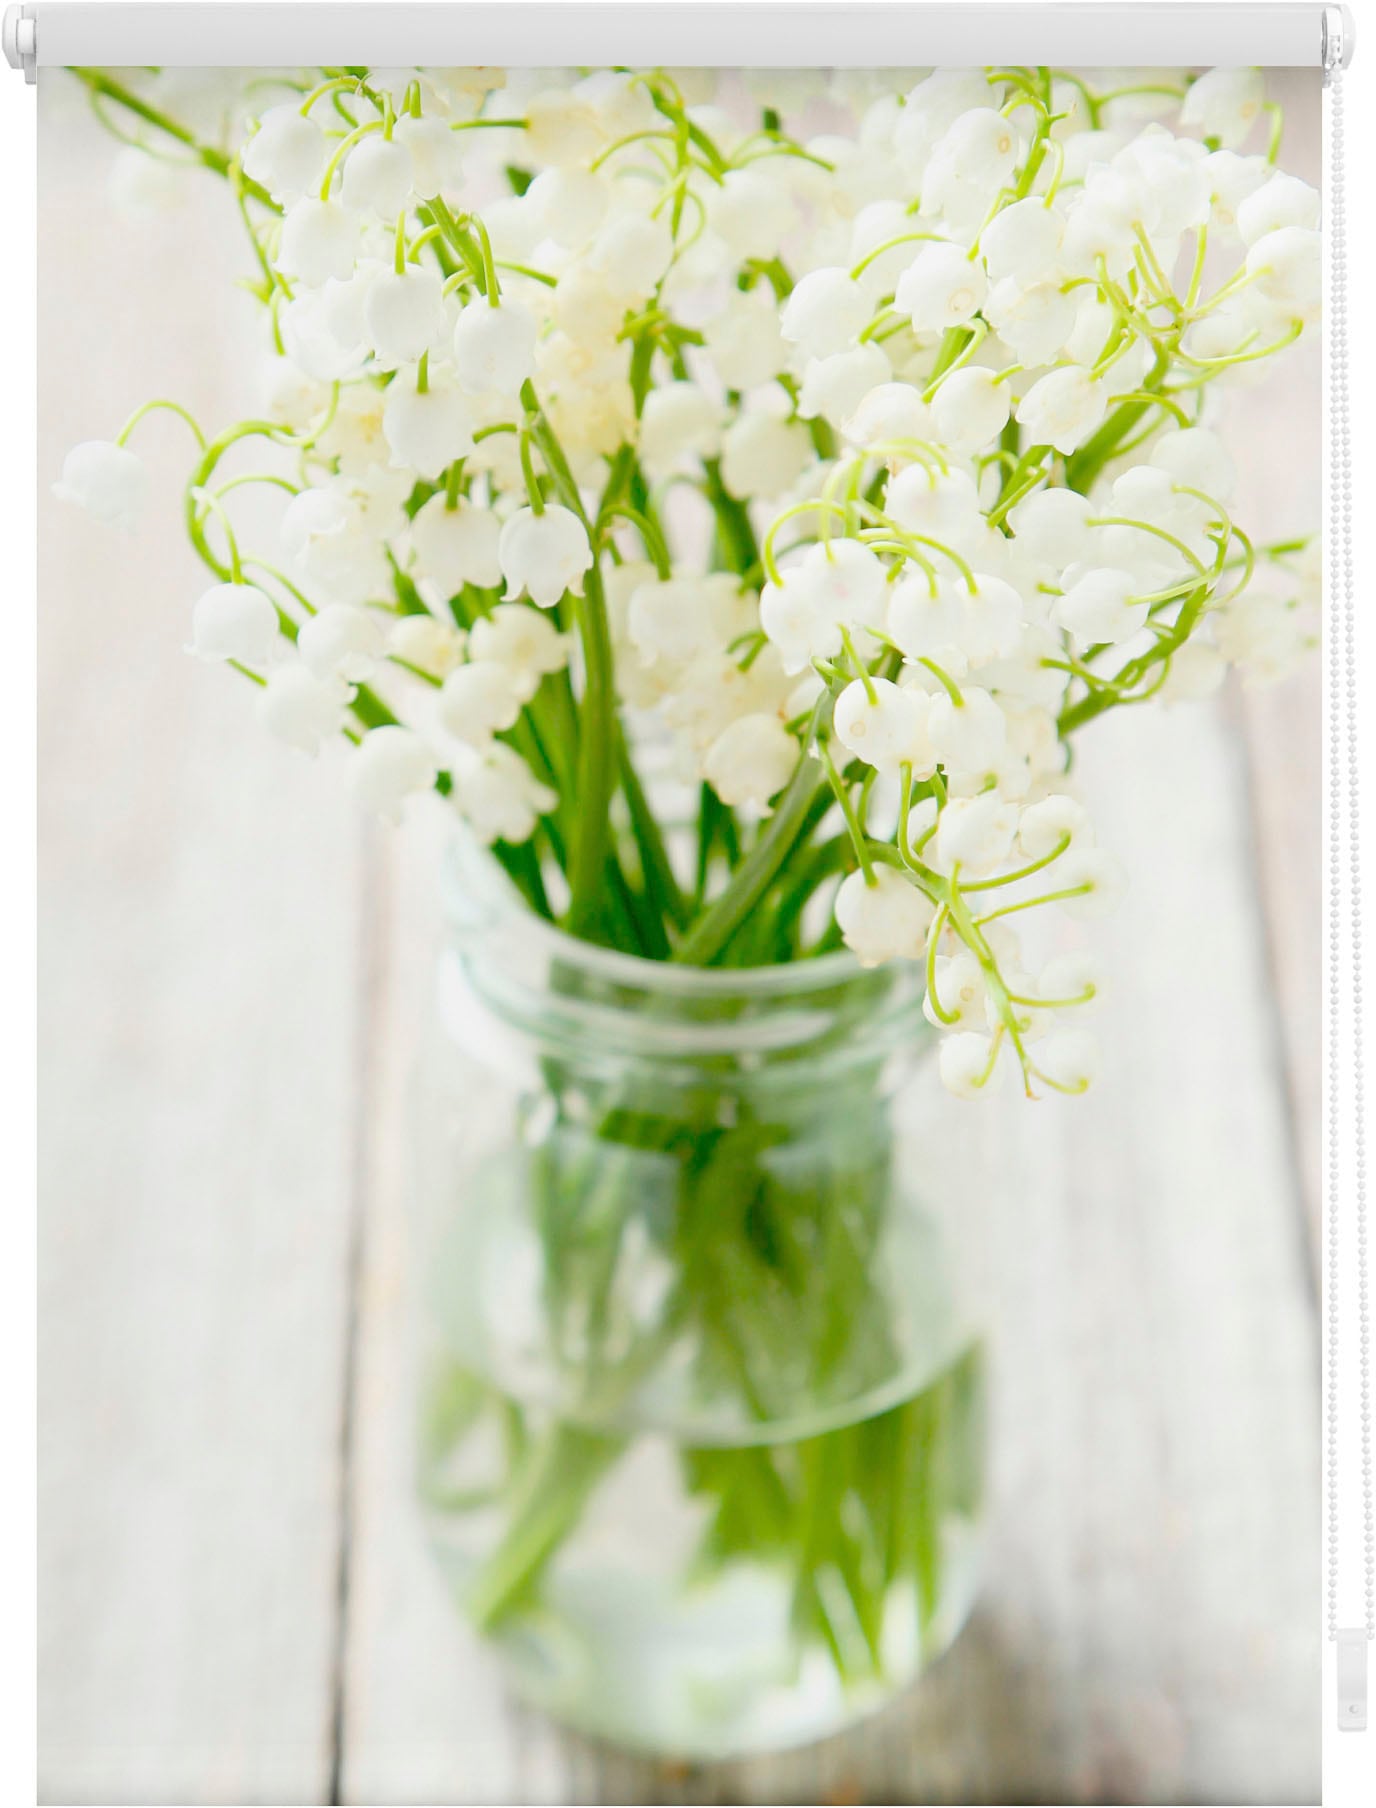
left=38, top=72, right=1323, bottom=1808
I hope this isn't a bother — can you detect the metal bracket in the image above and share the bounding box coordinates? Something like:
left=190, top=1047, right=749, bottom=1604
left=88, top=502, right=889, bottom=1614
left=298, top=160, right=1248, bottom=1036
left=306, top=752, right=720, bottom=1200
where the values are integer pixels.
left=2, top=5, right=36, bottom=83
left=1338, top=1629, right=1369, bottom=1732
left=1323, top=5, right=1357, bottom=82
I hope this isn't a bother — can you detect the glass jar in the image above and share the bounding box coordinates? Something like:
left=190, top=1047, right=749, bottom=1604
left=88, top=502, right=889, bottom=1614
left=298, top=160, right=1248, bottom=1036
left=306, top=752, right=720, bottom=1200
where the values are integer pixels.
left=413, top=837, right=989, bottom=1760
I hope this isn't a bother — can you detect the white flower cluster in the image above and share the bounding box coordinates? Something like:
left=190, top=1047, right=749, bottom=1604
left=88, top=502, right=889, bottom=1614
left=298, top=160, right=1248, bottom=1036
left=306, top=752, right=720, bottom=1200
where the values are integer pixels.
left=59, top=62, right=1319, bottom=1095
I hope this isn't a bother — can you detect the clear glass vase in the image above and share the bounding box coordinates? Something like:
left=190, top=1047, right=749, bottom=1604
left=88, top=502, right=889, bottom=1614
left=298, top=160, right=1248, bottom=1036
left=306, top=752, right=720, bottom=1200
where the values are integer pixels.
left=413, top=837, right=989, bottom=1760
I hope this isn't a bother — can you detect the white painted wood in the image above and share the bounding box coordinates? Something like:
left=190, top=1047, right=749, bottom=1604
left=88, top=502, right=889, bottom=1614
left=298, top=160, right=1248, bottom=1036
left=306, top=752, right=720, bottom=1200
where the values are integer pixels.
left=37, top=98, right=362, bottom=1805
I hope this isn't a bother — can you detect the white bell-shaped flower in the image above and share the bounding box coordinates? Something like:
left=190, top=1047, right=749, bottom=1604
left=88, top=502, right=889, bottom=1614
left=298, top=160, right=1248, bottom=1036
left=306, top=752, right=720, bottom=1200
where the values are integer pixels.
left=1054, top=846, right=1127, bottom=919
left=885, top=464, right=983, bottom=541
left=392, top=114, right=463, bottom=197
left=450, top=741, right=556, bottom=843
left=939, top=1030, right=998, bottom=1098
left=341, top=134, right=415, bottom=218
left=298, top=602, right=386, bottom=681
left=638, top=382, right=724, bottom=474
left=382, top=380, right=476, bottom=479
left=835, top=865, right=936, bottom=966
left=388, top=613, right=464, bottom=677
left=1149, top=427, right=1236, bottom=502
left=708, top=167, right=800, bottom=260
left=587, top=214, right=675, bottom=301
left=1180, top=67, right=1266, bottom=150
left=720, top=414, right=813, bottom=501
left=979, top=196, right=1064, bottom=282
left=842, top=381, right=935, bottom=451
left=1016, top=366, right=1111, bottom=455
left=468, top=602, right=570, bottom=699
left=797, top=344, right=890, bottom=426
left=410, top=495, right=503, bottom=594
left=923, top=951, right=988, bottom=1030
left=1245, top=225, right=1321, bottom=317
left=701, top=713, right=798, bottom=811
left=260, top=663, right=352, bottom=754
left=438, top=659, right=526, bottom=745
left=1236, top=172, right=1319, bottom=248
left=896, top=242, right=988, bottom=334
left=760, top=539, right=889, bottom=674
left=522, top=167, right=609, bottom=248
left=934, top=792, right=1019, bottom=874
left=279, top=278, right=370, bottom=382
left=363, top=266, right=447, bottom=367
left=833, top=678, right=934, bottom=773
left=1018, top=793, right=1092, bottom=861
left=1036, top=1029, right=1098, bottom=1094
left=498, top=505, right=594, bottom=608
left=1052, top=567, right=1148, bottom=650
left=242, top=105, right=328, bottom=204
left=1008, top=487, right=1094, bottom=574
left=929, top=367, right=1011, bottom=452
left=53, top=440, right=148, bottom=531
left=452, top=300, right=539, bottom=399
left=189, top=581, right=280, bottom=665
left=927, top=685, right=1007, bottom=776
left=984, top=278, right=1076, bottom=366
left=701, top=288, right=788, bottom=390
left=350, top=725, right=438, bottom=822
left=278, top=199, right=359, bottom=287
left=781, top=267, right=871, bottom=360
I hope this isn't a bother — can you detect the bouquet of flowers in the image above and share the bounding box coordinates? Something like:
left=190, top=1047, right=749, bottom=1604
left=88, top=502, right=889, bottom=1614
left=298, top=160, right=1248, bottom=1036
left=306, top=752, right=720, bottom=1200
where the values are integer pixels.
left=57, top=60, right=1320, bottom=1752
left=59, top=59, right=1318, bottom=1098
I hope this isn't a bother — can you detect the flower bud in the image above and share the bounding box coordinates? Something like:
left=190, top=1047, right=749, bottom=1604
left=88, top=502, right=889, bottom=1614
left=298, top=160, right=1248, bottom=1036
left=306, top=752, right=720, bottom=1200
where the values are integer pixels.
left=189, top=581, right=280, bottom=665
left=260, top=664, right=351, bottom=754
left=53, top=440, right=148, bottom=531
left=298, top=603, right=386, bottom=681
left=939, top=1031, right=998, bottom=1099
left=350, top=725, right=438, bottom=822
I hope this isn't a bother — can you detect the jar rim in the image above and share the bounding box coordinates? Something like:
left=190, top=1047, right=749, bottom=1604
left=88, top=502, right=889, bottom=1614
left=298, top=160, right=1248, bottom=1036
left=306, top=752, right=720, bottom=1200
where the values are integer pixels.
left=444, top=829, right=875, bottom=1001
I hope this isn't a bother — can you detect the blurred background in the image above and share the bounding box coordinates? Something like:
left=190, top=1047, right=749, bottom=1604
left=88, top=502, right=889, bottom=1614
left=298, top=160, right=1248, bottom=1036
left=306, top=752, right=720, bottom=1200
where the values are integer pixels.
left=39, top=67, right=1322, bottom=1807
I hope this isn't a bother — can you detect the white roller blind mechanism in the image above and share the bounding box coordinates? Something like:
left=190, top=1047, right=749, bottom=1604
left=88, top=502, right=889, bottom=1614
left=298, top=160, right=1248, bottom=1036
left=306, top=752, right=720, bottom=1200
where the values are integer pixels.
left=0, top=2, right=1359, bottom=83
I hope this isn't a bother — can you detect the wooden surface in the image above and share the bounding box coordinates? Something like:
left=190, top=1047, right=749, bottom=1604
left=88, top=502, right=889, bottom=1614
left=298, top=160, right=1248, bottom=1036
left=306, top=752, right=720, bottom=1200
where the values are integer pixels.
left=38, top=81, right=1323, bottom=1808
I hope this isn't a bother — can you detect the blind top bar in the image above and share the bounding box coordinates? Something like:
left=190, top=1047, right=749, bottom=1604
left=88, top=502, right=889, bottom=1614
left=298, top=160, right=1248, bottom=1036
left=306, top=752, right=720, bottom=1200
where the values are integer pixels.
left=4, top=2, right=1350, bottom=73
